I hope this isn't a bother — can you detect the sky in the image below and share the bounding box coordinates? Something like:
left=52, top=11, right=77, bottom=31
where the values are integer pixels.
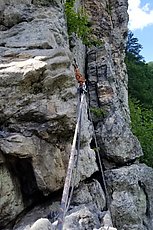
left=128, top=0, right=153, bottom=62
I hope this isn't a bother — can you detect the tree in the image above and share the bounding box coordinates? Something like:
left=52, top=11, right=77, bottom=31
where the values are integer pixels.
left=125, top=32, right=153, bottom=108
left=129, top=99, right=153, bottom=167
left=126, top=31, right=144, bottom=61
left=148, top=61, right=153, bottom=75
left=126, top=32, right=153, bottom=167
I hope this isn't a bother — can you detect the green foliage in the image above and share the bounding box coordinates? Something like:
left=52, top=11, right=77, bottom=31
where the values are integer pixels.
left=125, top=55, right=153, bottom=108
left=129, top=99, right=153, bottom=167
left=65, top=0, right=101, bottom=46
left=126, top=31, right=153, bottom=167
left=148, top=61, right=153, bottom=68
left=125, top=31, right=153, bottom=109
left=148, top=61, right=153, bottom=75
left=106, top=3, right=112, bottom=15
left=91, top=147, right=100, bottom=152
left=90, top=107, right=107, bottom=118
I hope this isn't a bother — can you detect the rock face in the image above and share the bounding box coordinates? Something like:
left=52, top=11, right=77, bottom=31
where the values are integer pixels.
left=0, top=0, right=153, bottom=230
left=84, top=0, right=153, bottom=229
left=105, top=164, right=153, bottom=230
left=85, top=0, right=142, bottom=165
left=0, top=0, right=98, bottom=228
left=87, top=46, right=143, bottom=164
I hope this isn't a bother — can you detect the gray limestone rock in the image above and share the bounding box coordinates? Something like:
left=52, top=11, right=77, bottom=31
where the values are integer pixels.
left=51, top=180, right=107, bottom=230
left=1, top=0, right=153, bottom=230
left=51, top=205, right=116, bottom=230
left=0, top=164, right=24, bottom=228
left=0, top=0, right=98, bottom=227
left=71, top=180, right=106, bottom=211
left=87, top=46, right=143, bottom=165
left=52, top=205, right=102, bottom=230
left=13, top=180, right=106, bottom=230
left=13, top=201, right=60, bottom=230
left=63, top=205, right=101, bottom=230
left=30, top=218, right=53, bottom=230
left=105, top=164, right=153, bottom=230
left=84, top=1, right=152, bottom=229
left=95, top=228, right=117, bottom=230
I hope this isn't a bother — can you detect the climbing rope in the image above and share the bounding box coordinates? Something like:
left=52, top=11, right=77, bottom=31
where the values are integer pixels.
left=88, top=109, right=114, bottom=229
left=57, top=91, right=85, bottom=230
left=56, top=60, right=113, bottom=229
left=88, top=108, right=110, bottom=209
left=65, top=91, right=82, bottom=214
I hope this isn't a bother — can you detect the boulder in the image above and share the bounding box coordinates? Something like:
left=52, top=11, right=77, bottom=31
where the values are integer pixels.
left=72, top=180, right=106, bottom=211
left=30, top=218, right=53, bottom=230
left=105, top=164, right=153, bottom=230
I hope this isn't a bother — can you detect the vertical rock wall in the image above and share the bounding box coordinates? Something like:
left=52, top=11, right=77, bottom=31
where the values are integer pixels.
left=0, top=0, right=98, bottom=228
left=85, top=0, right=153, bottom=229
left=86, top=0, right=142, bottom=165
left=1, top=0, right=153, bottom=230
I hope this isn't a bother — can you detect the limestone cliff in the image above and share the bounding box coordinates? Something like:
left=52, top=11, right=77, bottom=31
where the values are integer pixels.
left=0, top=1, right=153, bottom=230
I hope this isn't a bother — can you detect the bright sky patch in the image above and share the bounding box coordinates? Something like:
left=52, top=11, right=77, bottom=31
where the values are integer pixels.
left=128, top=0, right=153, bottom=30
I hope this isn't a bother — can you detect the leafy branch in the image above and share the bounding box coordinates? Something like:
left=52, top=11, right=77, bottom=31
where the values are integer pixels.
left=65, top=0, right=101, bottom=47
